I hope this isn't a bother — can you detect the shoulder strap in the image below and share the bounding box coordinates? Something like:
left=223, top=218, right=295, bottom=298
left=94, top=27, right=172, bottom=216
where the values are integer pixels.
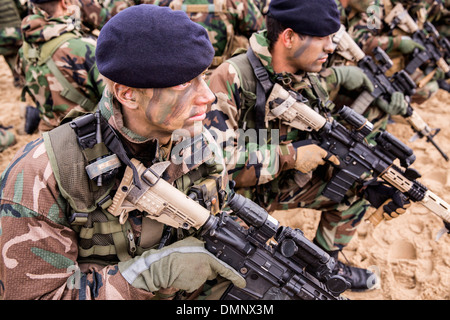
left=43, top=121, right=114, bottom=214
left=23, top=32, right=97, bottom=110
left=307, top=72, right=335, bottom=112
left=227, top=48, right=274, bottom=130
left=227, top=52, right=258, bottom=129
left=45, top=58, right=96, bottom=110
left=245, top=47, right=274, bottom=129
left=23, top=32, right=79, bottom=66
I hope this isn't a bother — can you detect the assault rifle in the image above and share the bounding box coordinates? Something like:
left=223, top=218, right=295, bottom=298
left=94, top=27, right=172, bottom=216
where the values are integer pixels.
left=332, top=25, right=448, bottom=161
left=384, top=2, right=450, bottom=78
left=108, top=158, right=350, bottom=300
left=266, top=83, right=450, bottom=231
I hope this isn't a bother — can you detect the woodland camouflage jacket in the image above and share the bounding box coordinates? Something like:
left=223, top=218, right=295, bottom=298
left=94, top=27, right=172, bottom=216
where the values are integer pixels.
left=0, top=88, right=227, bottom=299
left=15, top=5, right=105, bottom=132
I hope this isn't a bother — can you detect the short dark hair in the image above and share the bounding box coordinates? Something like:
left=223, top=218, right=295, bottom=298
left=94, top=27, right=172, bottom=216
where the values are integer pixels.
left=266, top=14, right=286, bottom=52
left=266, top=14, right=307, bottom=52
left=34, top=0, right=60, bottom=17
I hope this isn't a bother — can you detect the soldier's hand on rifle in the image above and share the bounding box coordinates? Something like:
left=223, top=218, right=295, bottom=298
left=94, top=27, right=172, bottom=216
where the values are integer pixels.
left=375, top=91, right=408, bottom=115
left=397, top=36, right=425, bottom=55
left=332, top=66, right=375, bottom=92
left=118, top=236, right=246, bottom=293
left=363, top=181, right=411, bottom=221
left=293, top=140, right=340, bottom=173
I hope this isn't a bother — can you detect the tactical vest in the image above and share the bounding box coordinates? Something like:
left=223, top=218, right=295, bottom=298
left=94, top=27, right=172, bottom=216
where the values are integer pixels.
left=169, top=0, right=235, bottom=67
left=226, top=48, right=333, bottom=131
left=43, top=114, right=226, bottom=264
left=224, top=49, right=333, bottom=202
left=21, top=32, right=97, bottom=111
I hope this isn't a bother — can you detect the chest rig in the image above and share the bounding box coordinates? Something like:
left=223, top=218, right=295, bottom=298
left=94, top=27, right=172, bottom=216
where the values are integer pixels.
left=43, top=110, right=226, bottom=264
left=227, top=48, right=334, bottom=135
left=225, top=48, right=335, bottom=203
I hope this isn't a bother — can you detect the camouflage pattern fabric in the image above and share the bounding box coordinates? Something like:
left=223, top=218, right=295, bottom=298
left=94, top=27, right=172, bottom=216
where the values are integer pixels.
left=347, top=0, right=444, bottom=104
left=15, top=5, right=105, bottom=132
left=0, top=0, right=28, bottom=85
left=0, top=127, right=16, bottom=152
left=430, top=0, right=450, bottom=39
left=204, top=30, right=369, bottom=252
left=138, top=0, right=264, bottom=67
left=0, top=87, right=228, bottom=300
left=77, top=0, right=130, bottom=30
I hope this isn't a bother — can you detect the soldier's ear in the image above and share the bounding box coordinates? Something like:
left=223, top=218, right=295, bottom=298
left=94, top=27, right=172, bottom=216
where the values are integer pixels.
left=113, top=83, right=139, bottom=110
left=281, top=28, right=296, bottom=50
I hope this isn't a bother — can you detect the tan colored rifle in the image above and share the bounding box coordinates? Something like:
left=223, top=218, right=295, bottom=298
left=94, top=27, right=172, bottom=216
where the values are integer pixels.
left=108, top=158, right=210, bottom=228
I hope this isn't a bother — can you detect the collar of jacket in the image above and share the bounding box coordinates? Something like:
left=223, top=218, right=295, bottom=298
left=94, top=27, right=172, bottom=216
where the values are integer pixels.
left=21, top=5, right=82, bottom=45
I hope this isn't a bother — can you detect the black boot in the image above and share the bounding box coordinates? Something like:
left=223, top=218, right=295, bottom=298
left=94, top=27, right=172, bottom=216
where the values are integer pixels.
left=327, top=250, right=378, bottom=292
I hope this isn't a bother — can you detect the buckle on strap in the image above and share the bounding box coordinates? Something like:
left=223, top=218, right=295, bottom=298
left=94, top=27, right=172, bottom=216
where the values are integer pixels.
left=69, top=113, right=97, bottom=149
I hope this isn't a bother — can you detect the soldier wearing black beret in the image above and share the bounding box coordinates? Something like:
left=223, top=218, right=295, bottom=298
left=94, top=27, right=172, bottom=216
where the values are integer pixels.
left=0, top=4, right=245, bottom=299
left=204, top=0, right=411, bottom=292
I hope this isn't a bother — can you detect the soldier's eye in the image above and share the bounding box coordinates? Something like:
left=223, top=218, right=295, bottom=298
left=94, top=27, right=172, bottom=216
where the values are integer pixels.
left=173, top=81, right=192, bottom=90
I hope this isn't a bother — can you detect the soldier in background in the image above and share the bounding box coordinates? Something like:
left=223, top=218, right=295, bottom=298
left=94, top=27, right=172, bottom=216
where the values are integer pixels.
left=0, top=0, right=28, bottom=87
left=348, top=0, right=446, bottom=104
left=324, top=0, right=409, bottom=140
left=15, top=0, right=105, bottom=133
left=0, top=4, right=244, bottom=300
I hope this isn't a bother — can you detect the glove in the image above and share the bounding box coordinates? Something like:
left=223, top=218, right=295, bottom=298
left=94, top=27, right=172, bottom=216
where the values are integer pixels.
left=397, top=36, right=425, bottom=55
left=332, top=66, right=375, bottom=92
left=293, top=140, right=340, bottom=173
left=363, top=182, right=411, bottom=220
left=118, top=236, right=246, bottom=293
left=375, top=91, right=408, bottom=115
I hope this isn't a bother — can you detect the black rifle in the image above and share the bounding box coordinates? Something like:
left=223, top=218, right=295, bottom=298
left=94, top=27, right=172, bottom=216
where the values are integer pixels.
left=383, top=3, right=450, bottom=78
left=110, top=157, right=351, bottom=300
left=199, top=192, right=350, bottom=300
left=352, top=47, right=449, bottom=161
left=309, top=105, right=450, bottom=228
left=266, top=81, right=450, bottom=229
left=403, top=22, right=450, bottom=78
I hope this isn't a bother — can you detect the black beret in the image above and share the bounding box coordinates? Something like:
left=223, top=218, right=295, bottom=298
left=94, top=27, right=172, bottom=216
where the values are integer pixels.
left=268, top=0, right=341, bottom=37
left=96, top=4, right=214, bottom=88
left=29, top=0, right=54, bottom=3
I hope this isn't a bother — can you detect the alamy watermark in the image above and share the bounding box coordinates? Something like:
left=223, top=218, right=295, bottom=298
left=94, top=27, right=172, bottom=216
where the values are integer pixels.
left=169, top=121, right=281, bottom=170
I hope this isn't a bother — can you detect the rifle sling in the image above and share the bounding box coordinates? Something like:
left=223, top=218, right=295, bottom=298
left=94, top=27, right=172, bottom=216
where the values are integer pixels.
left=246, top=47, right=274, bottom=130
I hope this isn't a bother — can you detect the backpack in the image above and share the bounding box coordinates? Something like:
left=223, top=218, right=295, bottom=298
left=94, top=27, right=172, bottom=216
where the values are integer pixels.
left=22, top=32, right=97, bottom=110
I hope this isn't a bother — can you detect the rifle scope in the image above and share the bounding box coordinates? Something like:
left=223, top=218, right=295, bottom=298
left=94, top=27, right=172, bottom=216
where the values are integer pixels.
left=375, top=131, right=416, bottom=167
left=338, top=106, right=374, bottom=138
left=227, top=192, right=279, bottom=243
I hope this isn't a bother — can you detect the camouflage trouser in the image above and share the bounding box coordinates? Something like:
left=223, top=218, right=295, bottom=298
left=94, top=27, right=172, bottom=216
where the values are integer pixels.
left=241, top=167, right=369, bottom=252
left=0, top=128, right=16, bottom=152
left=0, top=27, right=22, bottom=72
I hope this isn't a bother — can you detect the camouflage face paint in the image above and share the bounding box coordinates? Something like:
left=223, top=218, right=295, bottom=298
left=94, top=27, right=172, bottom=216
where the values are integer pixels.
left=289, top=35, right=333, bottom=73
left=135, top=73, right=214, bottom=143
left=144, top=76, right=203, bottom=126
left=293, top=35, right=313, bottom=59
